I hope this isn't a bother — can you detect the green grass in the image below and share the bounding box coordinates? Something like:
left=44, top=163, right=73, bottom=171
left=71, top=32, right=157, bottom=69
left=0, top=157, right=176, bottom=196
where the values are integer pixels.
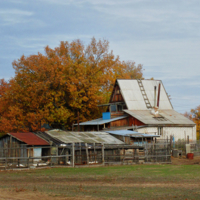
left=1, top=164, right=200, bottom=199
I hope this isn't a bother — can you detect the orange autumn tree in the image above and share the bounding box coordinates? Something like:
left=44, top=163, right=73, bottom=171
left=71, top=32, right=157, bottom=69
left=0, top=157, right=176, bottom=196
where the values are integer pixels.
left=185, top=107, right=200, bottom=140
left=0, top=38, right=143, bottom=133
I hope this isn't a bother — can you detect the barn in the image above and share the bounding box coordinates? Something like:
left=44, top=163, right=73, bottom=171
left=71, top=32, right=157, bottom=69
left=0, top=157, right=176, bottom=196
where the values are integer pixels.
left=75, top=79, right=196, bottom=141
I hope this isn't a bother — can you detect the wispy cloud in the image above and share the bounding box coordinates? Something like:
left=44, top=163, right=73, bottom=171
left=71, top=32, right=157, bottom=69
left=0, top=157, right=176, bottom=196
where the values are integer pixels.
left=0, top=9, right=33, bottom=25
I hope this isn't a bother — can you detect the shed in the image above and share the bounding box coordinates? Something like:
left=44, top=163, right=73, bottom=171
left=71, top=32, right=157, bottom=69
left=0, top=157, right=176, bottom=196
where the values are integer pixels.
left=106, top=130, right=160, bottom=145
left=0, top=132, right=49, bottom=159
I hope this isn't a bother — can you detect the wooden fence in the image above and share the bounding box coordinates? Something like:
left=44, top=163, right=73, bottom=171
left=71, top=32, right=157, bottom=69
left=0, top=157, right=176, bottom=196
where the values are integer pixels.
left=0, top=142, right=171, bottom=170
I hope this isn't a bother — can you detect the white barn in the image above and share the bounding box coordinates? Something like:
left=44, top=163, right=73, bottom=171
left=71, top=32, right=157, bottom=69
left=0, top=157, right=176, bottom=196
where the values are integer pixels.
left=77, top=79, right=196, bottom=142
left=114, top=79, right=196, bottom=141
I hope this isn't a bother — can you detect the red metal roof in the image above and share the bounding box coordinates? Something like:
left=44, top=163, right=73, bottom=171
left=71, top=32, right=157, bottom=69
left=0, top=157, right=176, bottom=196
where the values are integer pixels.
left=8, top=132, right=49, bottom=146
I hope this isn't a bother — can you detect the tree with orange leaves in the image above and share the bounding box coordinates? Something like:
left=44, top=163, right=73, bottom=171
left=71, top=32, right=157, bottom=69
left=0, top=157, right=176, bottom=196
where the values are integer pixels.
left=0, top=37, right=143, bottom=133
left=184, top=107, right=200, bottom=140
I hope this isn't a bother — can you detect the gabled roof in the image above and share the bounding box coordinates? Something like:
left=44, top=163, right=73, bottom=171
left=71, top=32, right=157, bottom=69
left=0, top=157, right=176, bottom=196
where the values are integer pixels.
left=45, top=129, right=125, bottom=144
left=124, top=109, right=195, bottom=126
left=117, top=79, right=173, bottom=110
left=8, top=132, right=49, bottom=146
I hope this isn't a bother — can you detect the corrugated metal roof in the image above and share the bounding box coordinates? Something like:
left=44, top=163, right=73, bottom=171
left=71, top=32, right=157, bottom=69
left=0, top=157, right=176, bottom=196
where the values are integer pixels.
left=117, top=79, right=173, bottom=110
left=105, top=130, right=160, bottom=138
left=45, top=129, right=125, bottom=144
left=124, top=109, right=195, bottom=125
left=8, top=132, right=49, bottom=145
left=75, top=115, right=127, bottom=125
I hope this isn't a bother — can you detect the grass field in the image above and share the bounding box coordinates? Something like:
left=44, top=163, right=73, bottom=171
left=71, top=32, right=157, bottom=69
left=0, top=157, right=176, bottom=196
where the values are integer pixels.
left=0, top=160, right=200, bottom=200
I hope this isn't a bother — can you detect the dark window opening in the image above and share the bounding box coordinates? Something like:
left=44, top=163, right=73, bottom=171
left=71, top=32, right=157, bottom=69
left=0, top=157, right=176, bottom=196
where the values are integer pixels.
left=157, top=127, right=163, bottom=135
left=111, top=105, right=117, bottom=112
left=117, top=105, right=123, bottom=112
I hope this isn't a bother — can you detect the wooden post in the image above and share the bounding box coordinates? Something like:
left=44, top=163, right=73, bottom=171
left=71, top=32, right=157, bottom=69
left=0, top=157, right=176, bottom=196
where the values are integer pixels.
left=102, top=143, right=104, bottom=165
left=79, top=143, right=82, bottom=164
left=27, top=156, right=29, bottom=168
left=50, top=146, right=52, bottom=167
left=65, top=149, right=68, bottom=165
left=187, top=136, right=189, bottom=144
left=5, top=157, right=7, bottom=170
left=170, top=135, right=173, bottom=149
left=94, top=143, right=96, bottom=163
left=122, top=148, right=125, bottom=164
left=9, top=136, right=12, bottom=157
left=85, top=143, right=89, bottom=165
left=72, top=143, right=75, bottom=167
left=56, top=146, right=59, bottom=165
left=145, top=142, right=148, bottom=162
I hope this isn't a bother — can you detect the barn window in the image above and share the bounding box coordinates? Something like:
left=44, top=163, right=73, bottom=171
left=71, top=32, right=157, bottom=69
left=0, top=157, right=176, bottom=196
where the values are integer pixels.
left=117, top=105, right=123, bottom=112
left=116, top=89, right=120, bottom=94
left=111, top=105, right=117, bottom=112
left=158, top=127, right=163, bottom=135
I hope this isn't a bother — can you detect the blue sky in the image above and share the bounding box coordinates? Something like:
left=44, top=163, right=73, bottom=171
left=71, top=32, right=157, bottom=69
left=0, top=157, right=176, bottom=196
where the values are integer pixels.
left=0, top=0, right=200, bottom=113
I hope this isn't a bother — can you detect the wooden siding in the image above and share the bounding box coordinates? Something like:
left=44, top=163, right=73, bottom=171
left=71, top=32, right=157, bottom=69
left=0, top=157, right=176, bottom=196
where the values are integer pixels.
left=110, top=85, right=124, bottom=103
left=110, top=118, right=129, bottom=127
left=0, top=135, right=27, bottom=157
left=129, top=116, right=144, bottom=126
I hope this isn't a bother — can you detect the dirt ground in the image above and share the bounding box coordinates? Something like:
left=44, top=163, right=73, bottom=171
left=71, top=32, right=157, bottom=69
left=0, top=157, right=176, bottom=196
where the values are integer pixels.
left=171, top=155, right=200, bottom=165
left=0, top=157, right=200, bottom=200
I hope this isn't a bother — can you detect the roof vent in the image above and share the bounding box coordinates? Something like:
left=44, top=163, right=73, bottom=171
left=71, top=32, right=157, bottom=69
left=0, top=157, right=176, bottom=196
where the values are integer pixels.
left=151, top=107, right=159, bottom=117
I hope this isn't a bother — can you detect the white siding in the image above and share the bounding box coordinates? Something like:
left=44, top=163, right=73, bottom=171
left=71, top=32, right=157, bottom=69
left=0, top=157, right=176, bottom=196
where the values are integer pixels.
left=33, top=148, right=42, bottom=162
left=137, top=126, right=196, bottom=141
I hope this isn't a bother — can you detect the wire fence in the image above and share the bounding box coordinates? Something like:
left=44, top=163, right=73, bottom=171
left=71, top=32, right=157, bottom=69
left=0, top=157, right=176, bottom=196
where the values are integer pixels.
left=0, top=142, right=171, bottom=170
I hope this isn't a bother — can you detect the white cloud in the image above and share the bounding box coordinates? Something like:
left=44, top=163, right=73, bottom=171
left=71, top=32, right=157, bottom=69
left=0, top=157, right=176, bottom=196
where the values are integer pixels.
left=0, top=9, right=33, bottom=16
left=0, top=9, right=34, bottom=25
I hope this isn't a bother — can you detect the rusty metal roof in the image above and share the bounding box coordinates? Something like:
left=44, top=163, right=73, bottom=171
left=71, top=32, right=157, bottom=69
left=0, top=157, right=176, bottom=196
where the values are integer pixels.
left=124, top=109, right=195, bottom=125
left=45, top=129, right=125, bottom=144
left=117, top=79, right=173, bottom=110
left=8, top=132, right=49, bottom=145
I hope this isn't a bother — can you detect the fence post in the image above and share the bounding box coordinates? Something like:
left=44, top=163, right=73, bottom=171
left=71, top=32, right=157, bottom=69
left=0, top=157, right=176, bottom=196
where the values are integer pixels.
left=85, top=143, right=89, bottom=165
left=187, top=136, right=189, bottom=144
left=170, top=135, right=173, bottom=150
left=5, top=158, right=7, bottom=170
left=94, top=143, right=96, bottom=163
left=72, top=143, right=75, bottom=168
left=27, top=156, right=29, bottom=168
left=101, top=143, right=104, bottom=166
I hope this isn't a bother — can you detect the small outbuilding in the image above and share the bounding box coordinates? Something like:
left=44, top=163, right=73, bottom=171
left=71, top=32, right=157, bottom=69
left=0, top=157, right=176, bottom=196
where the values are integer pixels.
left=106, top=130, right=160, bottom=145
left=0, top=132, right=49, bottom=159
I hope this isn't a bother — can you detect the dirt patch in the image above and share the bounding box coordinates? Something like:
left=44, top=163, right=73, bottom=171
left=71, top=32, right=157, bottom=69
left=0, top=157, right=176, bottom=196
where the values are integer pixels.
left=0, top=188, right=101, bottom=200
left=171, top=156, right=200, bottom=165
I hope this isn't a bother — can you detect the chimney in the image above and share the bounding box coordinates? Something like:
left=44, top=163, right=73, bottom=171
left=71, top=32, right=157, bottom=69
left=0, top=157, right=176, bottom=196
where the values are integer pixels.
left=154, top=86, right=157, bottom=107
left=157, top=82, right=161, bottom=108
